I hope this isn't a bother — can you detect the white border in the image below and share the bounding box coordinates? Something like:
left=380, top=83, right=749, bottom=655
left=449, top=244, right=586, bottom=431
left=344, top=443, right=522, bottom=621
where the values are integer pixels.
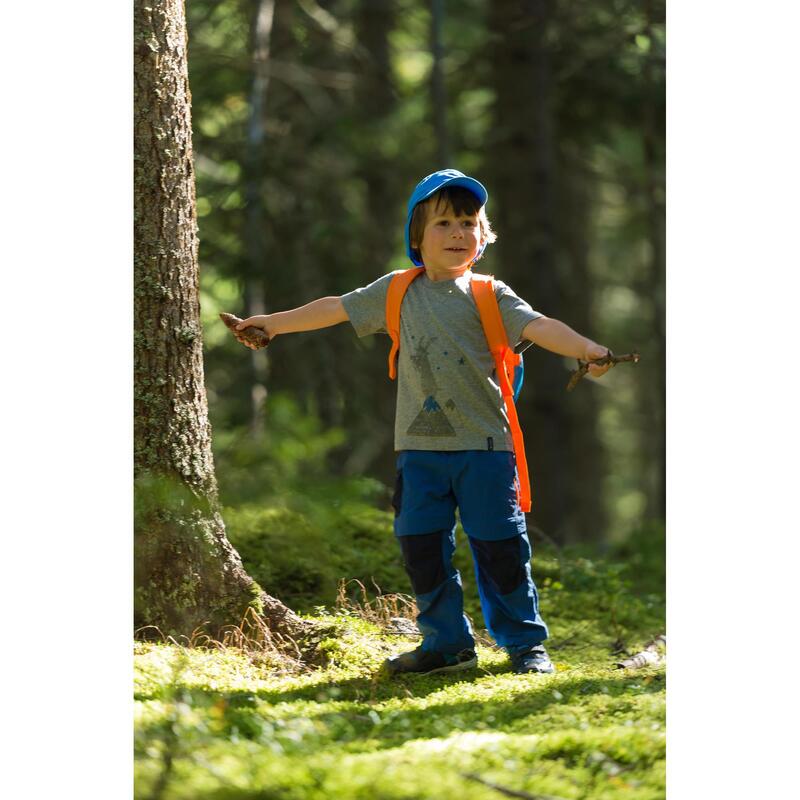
left=2, top=3, right=132, bottom=798
left=669, top=2, right=800, bottom=796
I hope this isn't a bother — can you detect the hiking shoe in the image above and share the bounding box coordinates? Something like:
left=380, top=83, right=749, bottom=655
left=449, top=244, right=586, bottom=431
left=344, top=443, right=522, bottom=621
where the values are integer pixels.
left=509, top=645, right=555, bottom=675
left=384, top=646, right=477, bottom=676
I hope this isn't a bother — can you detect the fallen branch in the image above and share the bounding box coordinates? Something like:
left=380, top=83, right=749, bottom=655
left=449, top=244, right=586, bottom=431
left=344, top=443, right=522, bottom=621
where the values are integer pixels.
left=566, top=351, right=640, bottom=392
left=462, top=773, right=567, bottom=800
left=220, top=312, right=271, bottom=349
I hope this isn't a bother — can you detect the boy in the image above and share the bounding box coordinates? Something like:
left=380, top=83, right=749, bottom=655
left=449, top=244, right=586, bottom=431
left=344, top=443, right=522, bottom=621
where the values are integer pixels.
left=236, top=169, right=612, bottom=676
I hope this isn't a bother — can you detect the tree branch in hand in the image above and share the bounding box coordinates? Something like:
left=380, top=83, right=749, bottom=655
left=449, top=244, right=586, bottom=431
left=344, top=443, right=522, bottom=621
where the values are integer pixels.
left=219, top=312, right=271, bottom=350
left=566, top=351, right=640, bottom=392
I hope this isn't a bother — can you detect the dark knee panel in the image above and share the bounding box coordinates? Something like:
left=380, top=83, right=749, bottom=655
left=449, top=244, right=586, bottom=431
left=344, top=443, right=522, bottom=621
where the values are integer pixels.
left=471, top=536, right=527, bottom=595
left=399, top=531, right=448, bottom=595
left=391, top=470, right=403, bottom=517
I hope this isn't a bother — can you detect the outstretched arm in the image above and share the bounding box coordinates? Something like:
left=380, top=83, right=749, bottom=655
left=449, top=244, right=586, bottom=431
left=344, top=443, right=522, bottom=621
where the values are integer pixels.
left=522, top=316, right=613, bottom=377
left=235, top=296, right=349, bottom=349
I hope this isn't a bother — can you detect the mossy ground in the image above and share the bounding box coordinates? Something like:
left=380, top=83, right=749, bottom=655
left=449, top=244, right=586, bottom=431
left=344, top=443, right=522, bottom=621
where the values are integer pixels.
left=135, top=522, right=665, bottom=800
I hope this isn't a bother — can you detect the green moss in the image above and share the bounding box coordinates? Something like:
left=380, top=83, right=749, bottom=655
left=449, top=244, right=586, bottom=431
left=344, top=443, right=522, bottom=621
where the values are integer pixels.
left=246, top=580, right=265, bottom=616
left=135, top=612, right=665, bottom=800
left=175, top=324, right=198, bottom=344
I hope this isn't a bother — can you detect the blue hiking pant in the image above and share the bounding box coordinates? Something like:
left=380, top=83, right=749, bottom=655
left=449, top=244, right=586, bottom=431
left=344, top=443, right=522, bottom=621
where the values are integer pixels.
left=392, top=450, right=549, bottom=655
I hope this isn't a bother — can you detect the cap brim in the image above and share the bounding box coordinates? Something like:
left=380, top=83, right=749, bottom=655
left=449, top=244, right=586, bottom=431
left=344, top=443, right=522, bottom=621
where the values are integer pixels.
left=416, top=176, right=487, bottom=207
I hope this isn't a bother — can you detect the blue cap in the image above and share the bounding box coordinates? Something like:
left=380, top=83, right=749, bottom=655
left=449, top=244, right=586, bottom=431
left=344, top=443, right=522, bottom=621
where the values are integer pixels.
left=404, top=169, right=489, bottom=266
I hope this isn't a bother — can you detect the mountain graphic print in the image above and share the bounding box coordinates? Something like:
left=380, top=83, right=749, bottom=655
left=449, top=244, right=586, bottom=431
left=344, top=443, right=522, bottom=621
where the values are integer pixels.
left=405, top=335, right=456, bottom=437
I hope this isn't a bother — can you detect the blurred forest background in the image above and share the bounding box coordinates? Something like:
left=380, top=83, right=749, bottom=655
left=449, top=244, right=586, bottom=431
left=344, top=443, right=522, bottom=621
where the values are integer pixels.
left=187, top=0, right=665, bottom=557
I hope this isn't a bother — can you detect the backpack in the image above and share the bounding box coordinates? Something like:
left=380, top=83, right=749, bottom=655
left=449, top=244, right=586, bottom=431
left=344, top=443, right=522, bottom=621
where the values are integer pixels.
left=385, top=267, right=532, bottom=512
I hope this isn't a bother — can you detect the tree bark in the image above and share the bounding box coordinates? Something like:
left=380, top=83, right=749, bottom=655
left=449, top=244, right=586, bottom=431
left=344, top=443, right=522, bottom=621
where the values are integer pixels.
left=133, top=0, right=307, bottom=640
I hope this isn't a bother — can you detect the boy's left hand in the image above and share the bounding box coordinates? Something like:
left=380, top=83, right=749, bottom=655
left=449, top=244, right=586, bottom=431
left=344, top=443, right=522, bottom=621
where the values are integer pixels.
left=583, top=342, right=614, bottom=377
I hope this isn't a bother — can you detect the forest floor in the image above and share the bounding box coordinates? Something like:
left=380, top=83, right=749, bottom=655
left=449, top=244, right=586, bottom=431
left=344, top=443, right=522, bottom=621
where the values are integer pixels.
left=134, top=530, right=665, bottom=800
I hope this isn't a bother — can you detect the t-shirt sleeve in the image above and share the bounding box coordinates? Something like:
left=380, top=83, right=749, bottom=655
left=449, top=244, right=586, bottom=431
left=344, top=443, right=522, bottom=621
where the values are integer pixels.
left=340, top=272, right=396, bottom=338
left=494, top=280, right=543, bottom=346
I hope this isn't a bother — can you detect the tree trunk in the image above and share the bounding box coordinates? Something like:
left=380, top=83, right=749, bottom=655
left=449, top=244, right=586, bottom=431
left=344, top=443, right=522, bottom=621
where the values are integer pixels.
left=557, top=145, right=608, bottom=542
left=430, top=0, right=451, bottom=166
left=133, top=0, right=307, bottom=640
left=244, top=0, right=276, bottom=438
left=330, top=0, right=399, bottom=480
left=641, top=0, right=666, bottom=519
left=487, top=0, right=576, bottom=542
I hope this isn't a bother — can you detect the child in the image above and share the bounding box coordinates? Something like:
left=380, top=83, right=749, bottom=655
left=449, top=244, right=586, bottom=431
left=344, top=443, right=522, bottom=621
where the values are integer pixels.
left=235, top=169, right=613, bottom=676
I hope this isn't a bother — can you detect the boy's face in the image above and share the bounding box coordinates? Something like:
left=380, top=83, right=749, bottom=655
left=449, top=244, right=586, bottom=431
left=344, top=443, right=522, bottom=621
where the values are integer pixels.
left=417, top=200, right=485, bottom=275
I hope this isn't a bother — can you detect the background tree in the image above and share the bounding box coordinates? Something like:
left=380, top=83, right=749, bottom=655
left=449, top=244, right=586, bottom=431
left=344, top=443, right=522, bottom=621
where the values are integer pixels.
left=134, top=0, right=306, bottom=638
left=243, top=0, right=276, bottom=437
left=430, top=0, right=450, bottom=166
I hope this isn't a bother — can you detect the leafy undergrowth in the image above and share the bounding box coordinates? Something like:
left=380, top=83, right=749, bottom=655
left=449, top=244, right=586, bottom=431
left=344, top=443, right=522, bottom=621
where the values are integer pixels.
left=135, top=535, right=665, bottom=800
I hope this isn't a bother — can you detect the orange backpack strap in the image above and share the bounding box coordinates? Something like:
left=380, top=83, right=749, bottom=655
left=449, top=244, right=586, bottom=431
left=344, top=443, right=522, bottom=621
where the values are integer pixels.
left=386, top=267, right=425, bottom=379
left=471, top=273, right=532, bottom=513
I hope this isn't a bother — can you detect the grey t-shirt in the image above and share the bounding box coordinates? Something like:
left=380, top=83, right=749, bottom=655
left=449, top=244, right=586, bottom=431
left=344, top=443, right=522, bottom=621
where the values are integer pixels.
left=341, top=269, right=542, bottom=452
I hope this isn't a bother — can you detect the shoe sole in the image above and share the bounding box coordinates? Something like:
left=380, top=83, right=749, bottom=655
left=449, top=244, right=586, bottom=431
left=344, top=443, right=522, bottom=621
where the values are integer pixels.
left=386, top=655, right=478, bottom=676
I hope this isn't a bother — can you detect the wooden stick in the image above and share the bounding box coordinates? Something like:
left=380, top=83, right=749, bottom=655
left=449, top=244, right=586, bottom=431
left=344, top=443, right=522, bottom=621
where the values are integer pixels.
left=219, top=312, right=271, bottom=350
left=566, top=351, right=640, bottom=392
